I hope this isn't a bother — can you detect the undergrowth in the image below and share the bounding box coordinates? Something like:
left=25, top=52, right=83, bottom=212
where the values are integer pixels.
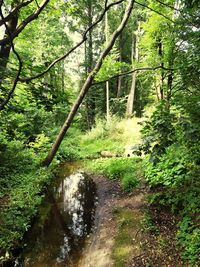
left=85, top=157, right=143, bottom=191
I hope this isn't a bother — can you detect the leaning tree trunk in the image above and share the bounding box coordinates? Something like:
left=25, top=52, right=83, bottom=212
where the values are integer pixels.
left=42, top=0, right=135, bottom=167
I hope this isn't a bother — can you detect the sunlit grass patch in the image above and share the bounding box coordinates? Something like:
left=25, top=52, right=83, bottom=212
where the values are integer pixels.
left=79, top=116, right=143, bottom=158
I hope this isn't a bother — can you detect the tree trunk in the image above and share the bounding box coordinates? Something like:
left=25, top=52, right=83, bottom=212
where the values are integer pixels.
left=0, top=0, right=19, bottom=87
left=126, top=22, right=139, bottom=117
left=105, top=10, right=110, bottom=123
left=42, top=0, right=135, bottom=167
left=157, top=39, right=164, bottom=100
left=117, top=33, right=123, bottom=97
left=85, top=0, right=95, bottom=129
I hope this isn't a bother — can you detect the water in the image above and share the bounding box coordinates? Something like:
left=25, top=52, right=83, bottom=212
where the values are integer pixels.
left=15, top=162, right=96, bottom=267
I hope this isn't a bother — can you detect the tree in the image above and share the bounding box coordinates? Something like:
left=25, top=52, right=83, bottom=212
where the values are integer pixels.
left=126, top=21, right=140, bottom=116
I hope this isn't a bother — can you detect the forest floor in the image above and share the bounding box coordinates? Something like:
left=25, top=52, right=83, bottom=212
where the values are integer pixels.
left=76, top=175, right=185, bottom=267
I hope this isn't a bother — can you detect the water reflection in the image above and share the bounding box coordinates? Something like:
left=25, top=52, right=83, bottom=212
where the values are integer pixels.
left=18, top=170, right=96, bottom=267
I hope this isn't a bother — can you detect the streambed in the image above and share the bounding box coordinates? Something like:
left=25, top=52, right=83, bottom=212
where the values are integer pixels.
left=15, top=162, right=97, bottom=267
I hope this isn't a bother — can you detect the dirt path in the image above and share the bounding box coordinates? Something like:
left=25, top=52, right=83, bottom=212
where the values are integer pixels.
left=76, top=176, right=147, bottom=267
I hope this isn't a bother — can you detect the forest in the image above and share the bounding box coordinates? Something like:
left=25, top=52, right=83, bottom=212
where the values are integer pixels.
left=0, top=0, right=199, bottom=266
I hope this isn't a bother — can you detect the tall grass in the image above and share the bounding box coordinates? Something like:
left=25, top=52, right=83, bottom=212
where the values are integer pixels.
left=79, top=116, right=143, bottom=158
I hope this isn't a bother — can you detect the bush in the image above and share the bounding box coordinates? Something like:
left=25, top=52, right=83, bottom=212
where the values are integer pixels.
left=121, top=173, right=139, bottom=191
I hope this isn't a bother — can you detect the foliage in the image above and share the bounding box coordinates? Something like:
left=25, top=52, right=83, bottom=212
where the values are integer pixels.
left=177, top=217, right=200, bottom=264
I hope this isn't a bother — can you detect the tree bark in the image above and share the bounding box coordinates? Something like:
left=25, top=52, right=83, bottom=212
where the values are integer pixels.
left=117, top=32, right=123, bottom=97
left=42, top=0, right=135, bottom=167
left=85, top=0, right=95, bottom=129
left=126, top=22, right=140, bottom=116
left=157, top=39, right=164, bottom=100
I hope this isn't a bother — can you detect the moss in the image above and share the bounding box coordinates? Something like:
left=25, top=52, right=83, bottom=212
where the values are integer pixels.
left=112, top=208, right=144, bottom=267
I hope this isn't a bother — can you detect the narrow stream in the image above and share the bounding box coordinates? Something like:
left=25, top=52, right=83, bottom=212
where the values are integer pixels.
left=15, top=162, right=97, bottom=267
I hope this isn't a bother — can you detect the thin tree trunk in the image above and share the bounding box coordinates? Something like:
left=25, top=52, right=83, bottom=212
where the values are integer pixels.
left=126, top=22, right=139, bottom=116
left=157, top=39, right=164, bottom=100
left=42, top=0, right=135, bottom=167
left=117, top=33, right=123, bottom=97
left=105, top=10, right=110, bottom=122
left=85, top=0, right=95, bottom=128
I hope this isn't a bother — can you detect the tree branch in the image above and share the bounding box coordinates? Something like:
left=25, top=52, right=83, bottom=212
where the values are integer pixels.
left=135, top=1, right=174, bottom=23
left=0, top=7, right=23, bottom=111
left=0, top=0, right=50, bottom=45
left=19, top=0, right=126, bottom=83
left=93, top=65, right=174, bottom=85
left=0, top=0, right=33, bottom=27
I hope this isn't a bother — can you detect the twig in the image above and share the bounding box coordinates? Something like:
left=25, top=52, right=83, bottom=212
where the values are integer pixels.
left=135, top=1, right=174, bottom=23
left=0, top=6, right=23, bottom=111
left=19, top=0, right=125, bottom=83
left=155, top=0, right=180, bottom=12
left=92, top=65, right=174, bottom=85
left=34, top=0, right=40, bottom=8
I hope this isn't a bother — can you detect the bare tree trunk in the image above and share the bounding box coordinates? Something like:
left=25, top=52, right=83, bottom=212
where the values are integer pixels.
left=42, top=0, right=135, bottom=167
left=126, top=22, right=140, bottom=117
left=157, top=39, right=164, bottom=100
left=117, top=33, right=123, bottom=97
left=105, top=10, right=110, bottom=123
left=85, top=0, right=95, bottom=129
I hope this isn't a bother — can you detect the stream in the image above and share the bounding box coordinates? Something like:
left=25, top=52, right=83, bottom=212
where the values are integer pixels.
left=15, top=162, right=97, bottom=267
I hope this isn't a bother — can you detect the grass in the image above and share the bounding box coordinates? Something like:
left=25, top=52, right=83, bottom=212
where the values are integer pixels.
left=79, top=116, right=143, bottom=159
left=85, top=157, right=143, bottom=191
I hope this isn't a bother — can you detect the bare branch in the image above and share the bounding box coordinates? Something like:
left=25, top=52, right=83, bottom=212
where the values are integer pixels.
left=20, top=0, right=125, bottom=83
left=93, top=65, right=174, bottom=85
left=0, top=7, right=23, bottom=111
left=0, top=0, right=50, bottom=45
left=0, top=0, right=33, bottom=27
left=135, top=1, right=174, bottom=23
left=34, top=0, right=40, bottom=8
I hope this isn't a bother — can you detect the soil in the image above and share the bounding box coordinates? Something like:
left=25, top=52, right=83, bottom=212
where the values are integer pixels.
left=76, top=175, right=185, bottom=267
